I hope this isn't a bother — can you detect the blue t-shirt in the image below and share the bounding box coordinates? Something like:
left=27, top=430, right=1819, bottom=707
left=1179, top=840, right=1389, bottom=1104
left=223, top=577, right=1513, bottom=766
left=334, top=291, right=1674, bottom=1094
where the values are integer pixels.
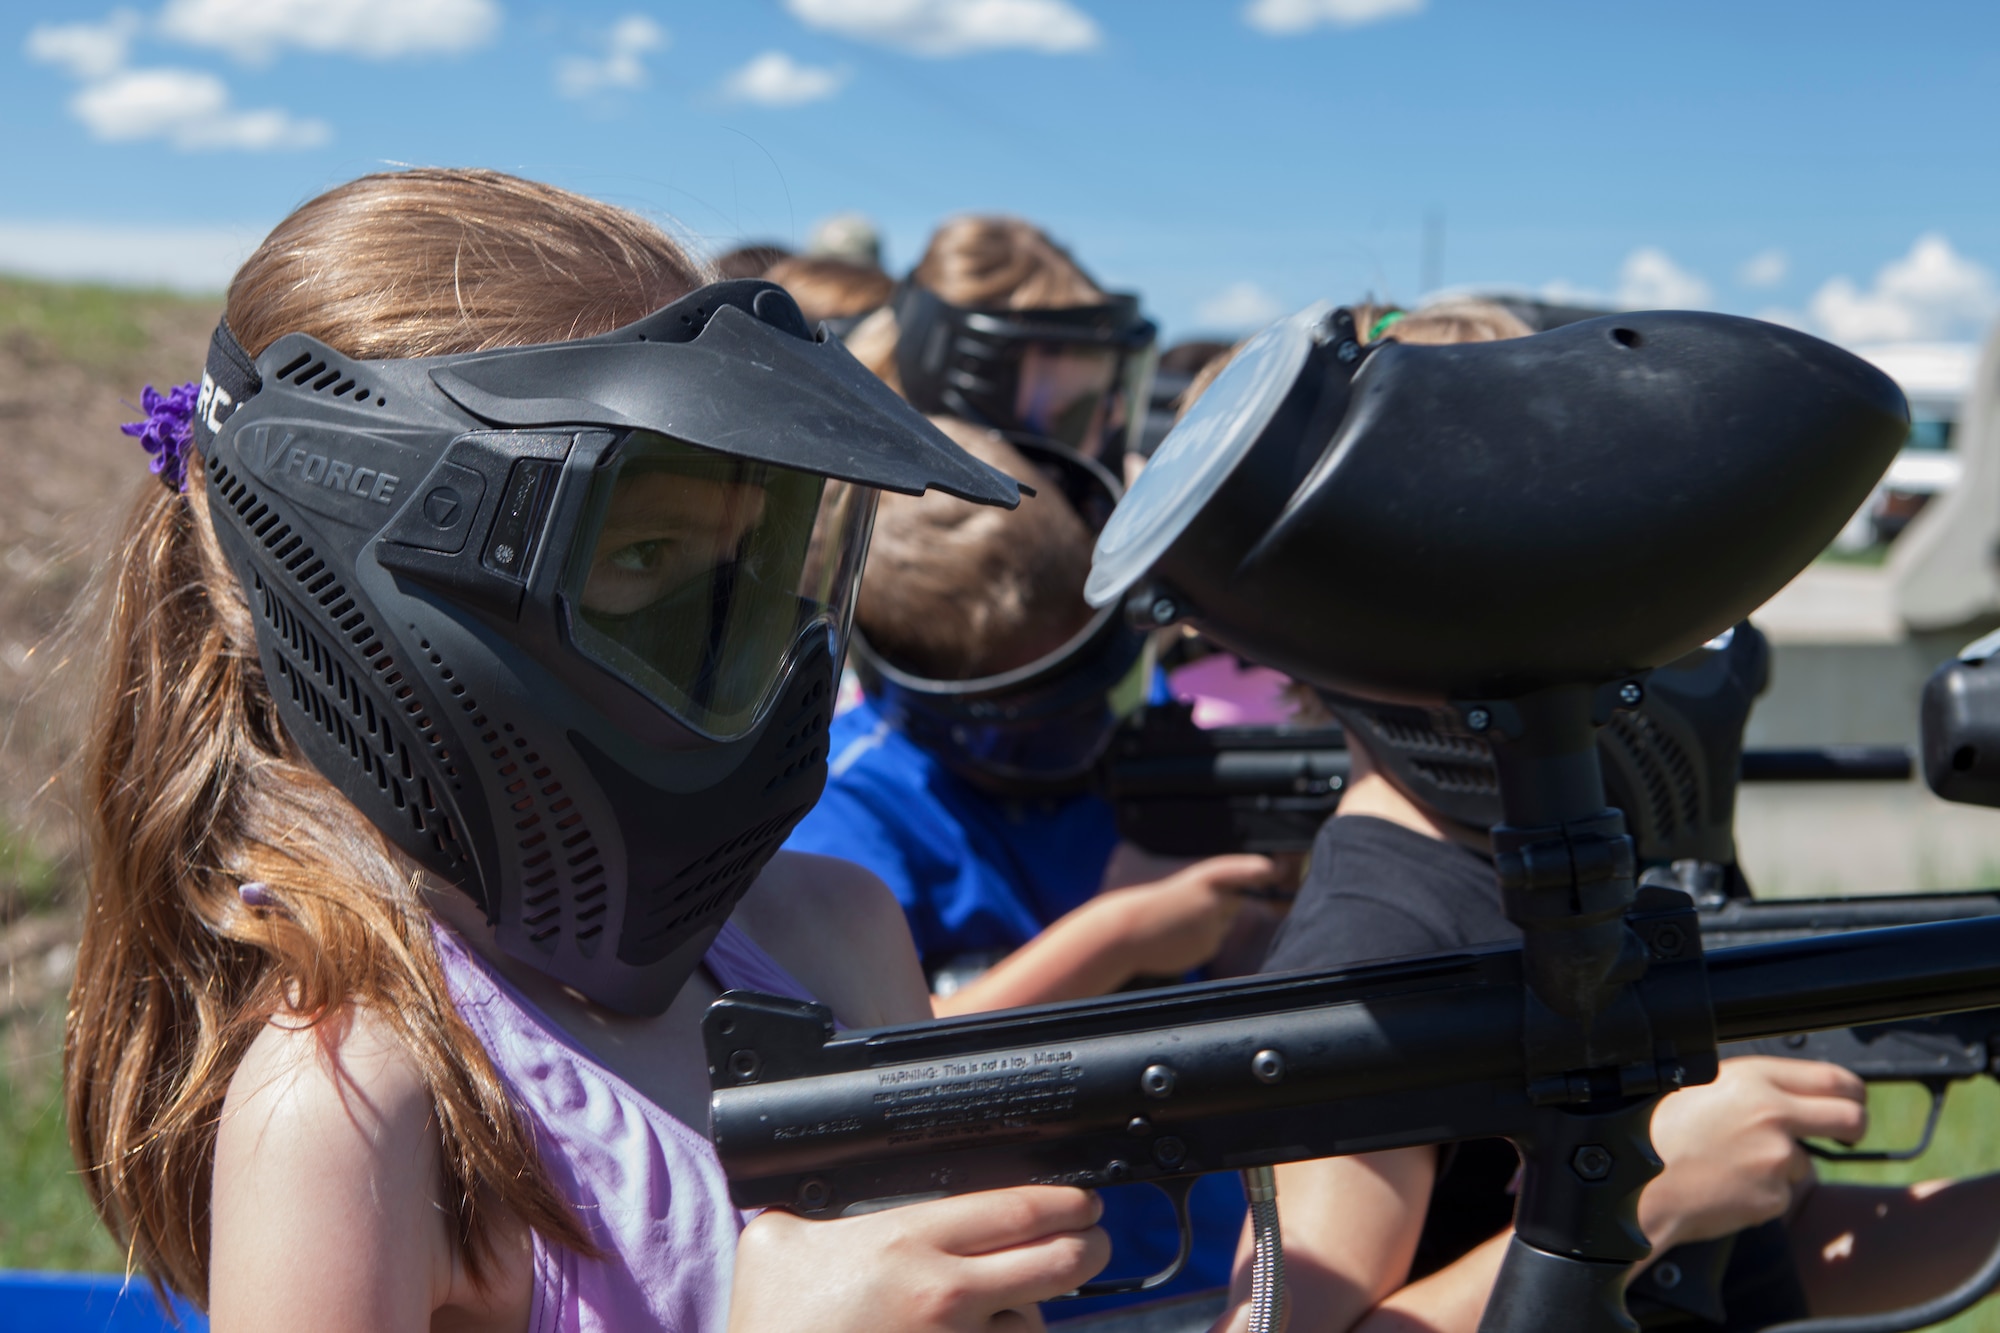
left=785, top=696, right=1123, bottom=971
left=782, top=694, right=1245, bottom=1313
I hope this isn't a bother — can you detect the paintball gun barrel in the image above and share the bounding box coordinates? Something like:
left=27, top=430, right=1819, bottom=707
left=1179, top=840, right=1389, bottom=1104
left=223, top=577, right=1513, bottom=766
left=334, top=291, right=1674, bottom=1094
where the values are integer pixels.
left=706, top=908, right=2000, bottom=1222
left=1104, top=700, right=1913, bottom=860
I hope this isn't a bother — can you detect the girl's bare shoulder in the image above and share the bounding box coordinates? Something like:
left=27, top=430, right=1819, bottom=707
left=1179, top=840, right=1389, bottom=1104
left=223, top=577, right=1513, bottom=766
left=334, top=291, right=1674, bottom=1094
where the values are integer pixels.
left=222, top=1003, right=433, bottom=1142
left=734, top=851, right=932, bottom=1027
left=211, top=1006, right=459, bottom=1331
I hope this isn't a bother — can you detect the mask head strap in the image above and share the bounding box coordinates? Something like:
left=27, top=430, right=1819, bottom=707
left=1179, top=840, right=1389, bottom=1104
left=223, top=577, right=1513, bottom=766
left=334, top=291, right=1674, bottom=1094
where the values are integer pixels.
left=192, top=317, right=263, bottom=452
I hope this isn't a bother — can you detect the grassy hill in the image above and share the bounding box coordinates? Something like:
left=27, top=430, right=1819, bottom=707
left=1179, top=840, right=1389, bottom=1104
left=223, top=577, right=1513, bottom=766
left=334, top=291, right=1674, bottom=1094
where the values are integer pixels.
left=0, top=273, right=217, bottom=1272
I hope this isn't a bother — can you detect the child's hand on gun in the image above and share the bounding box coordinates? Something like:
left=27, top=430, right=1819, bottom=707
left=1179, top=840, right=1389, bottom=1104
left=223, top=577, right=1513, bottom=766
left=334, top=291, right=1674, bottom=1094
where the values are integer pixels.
left=729, top=1186, right=1110, bottom=1332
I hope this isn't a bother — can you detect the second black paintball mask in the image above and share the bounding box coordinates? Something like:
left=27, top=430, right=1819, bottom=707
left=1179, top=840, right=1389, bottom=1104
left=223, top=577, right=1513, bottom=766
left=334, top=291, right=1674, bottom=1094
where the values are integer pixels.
left=853, top=437, right=1150, bottom=795
left=892, top=281, right=1158, bottom=469
left=1322, top=623, right=1773, bottom=872
left=193, top=279, right=1022, bottom=1015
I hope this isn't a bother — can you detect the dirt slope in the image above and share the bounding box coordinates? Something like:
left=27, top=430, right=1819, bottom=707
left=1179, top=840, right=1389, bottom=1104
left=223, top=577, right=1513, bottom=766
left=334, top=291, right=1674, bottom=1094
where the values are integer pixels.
left=0, top=276, right=219, bottom=913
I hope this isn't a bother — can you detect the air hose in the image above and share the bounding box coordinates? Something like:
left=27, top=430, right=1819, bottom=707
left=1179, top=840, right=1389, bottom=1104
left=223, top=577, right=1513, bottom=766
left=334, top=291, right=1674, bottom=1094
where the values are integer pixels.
left=1241, top=1166, right=1287, bottom=1333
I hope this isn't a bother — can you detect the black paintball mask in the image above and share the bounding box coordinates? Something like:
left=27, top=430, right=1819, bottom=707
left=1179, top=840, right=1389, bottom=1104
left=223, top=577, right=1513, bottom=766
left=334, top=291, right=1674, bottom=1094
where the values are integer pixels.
left=1322, top=622, right=1773, bottom=871
left=1086, top=301, right=1906, bottom=800
left=853, top=436, right=1150, bottom=795
left=892, top=282, right=1159, bottom=470
left=193, top=279, right=1022, bottom=1015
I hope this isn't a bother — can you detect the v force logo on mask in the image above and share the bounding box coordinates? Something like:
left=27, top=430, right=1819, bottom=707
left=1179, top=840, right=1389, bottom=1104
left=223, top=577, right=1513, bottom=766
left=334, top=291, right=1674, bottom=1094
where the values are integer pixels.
left=276, top=445, right=401, bottom=505
left=241, top=426, right=401, bottom=506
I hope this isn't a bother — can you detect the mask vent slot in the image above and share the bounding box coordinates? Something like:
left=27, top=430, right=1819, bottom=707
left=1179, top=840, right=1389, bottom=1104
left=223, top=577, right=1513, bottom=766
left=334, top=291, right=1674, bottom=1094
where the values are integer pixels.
left=636, top=803, right=810, bottom=952
left=485, top=719, right=604, bottom=956
left=764, top=674, right=831, bottom=791
left=1408, top=757, right=1500, bottom=797
left=1603, top=710, right=1700, bottom=843
left=270, top=352, right=379, bottom=404
left=629, top=676, right=834, bottom=954
left=213, top=458, right=464, bottom=870
left=1359, top=713, right=1492, bottom=761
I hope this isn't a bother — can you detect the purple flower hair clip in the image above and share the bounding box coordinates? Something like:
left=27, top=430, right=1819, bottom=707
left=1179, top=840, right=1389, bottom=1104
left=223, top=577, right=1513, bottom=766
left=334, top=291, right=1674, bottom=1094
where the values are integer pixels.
left=120, top=381, right=200, bottom=493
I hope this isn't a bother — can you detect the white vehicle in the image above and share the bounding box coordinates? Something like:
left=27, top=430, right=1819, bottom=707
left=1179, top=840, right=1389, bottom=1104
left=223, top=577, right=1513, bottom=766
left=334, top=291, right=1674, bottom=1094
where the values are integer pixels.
left=1836, top=342, right=1976, bottom=547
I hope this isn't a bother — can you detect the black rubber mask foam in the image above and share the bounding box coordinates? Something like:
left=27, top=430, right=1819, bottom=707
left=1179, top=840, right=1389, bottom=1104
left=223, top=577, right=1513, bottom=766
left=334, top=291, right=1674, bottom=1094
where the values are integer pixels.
left=198, top=279, right=1022, bottom=1015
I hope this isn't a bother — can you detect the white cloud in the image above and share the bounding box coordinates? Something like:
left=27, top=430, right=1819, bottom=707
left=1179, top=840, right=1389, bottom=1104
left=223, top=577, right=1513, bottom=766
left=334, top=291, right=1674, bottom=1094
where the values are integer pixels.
left=723, top=51, right=848, bottom=106
left=556, top=15, right=668, bottom=99
left=1244, top=0, right=1423, bottom=34
left=0, top=219, right=259, bottom=291
left=70, top=66, right=329, bottom=149
left=1805, top=234, right=1998, bottom=344
left=1616, top=247, right=1711, bottom=309
left=157, top=0, right=500, bottom=64
left=783, top=0, right=1099, bottom=56
left=1738, top=248, right=1788, bottom=289
left=24, top=10, right=143, bottom=80
left=1196, top=281, right=1284, bottom=331
left=28, top=12, right=331, bottom=153
left=1538, top=278, right=1609, bottom=307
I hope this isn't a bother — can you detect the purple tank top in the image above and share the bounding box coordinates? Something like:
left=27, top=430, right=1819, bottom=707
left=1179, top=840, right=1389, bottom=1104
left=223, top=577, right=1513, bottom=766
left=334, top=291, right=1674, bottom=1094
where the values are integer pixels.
left=434, top=921, right=821, bottom=1333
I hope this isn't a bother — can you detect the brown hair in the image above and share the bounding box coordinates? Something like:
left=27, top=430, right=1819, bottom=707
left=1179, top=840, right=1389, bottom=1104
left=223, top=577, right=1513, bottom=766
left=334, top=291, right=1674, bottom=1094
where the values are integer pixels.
left=763, top=255, right=894, bottom=326
left=857, top=420, right=1094, bottom=679
left=66, top=169, right=707, bottom=1308
left=713, top=242, right=790, bottom=280
left=847, top=215, right=1107, bottom=394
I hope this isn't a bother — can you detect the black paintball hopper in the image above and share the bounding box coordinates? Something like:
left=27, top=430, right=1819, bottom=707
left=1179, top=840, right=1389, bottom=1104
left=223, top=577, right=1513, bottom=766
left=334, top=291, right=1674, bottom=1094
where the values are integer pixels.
left=1091, top=311, right=1909, bottom=703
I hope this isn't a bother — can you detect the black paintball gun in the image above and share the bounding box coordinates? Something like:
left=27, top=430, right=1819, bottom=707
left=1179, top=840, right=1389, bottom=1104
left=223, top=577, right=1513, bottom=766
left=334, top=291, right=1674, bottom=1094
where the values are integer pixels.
left=710, top=308, right=1996, bottom=1332
left=1108, top=618, right=2000, bottom=1174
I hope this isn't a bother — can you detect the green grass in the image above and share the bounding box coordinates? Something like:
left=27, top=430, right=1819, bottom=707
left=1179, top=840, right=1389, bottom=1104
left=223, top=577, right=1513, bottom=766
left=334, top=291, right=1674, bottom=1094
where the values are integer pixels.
left=0, top=822, right=65, bottom=921
left=0, top=1008, right=122, bottom=1272
left=1813, top=1078, right=2000, bottom=1331
left=0, top=273, right=215, bottom=376
left=1817, top=541, right=1892, bottom=567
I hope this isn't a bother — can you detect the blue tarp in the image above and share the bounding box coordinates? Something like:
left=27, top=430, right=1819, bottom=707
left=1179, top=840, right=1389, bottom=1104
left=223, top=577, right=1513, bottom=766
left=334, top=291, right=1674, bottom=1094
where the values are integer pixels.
left=0, top=1272, right=205, bottom=1332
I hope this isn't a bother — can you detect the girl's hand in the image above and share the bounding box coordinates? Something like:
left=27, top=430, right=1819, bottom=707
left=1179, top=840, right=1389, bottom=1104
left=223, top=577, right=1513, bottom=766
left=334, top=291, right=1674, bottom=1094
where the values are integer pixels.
left=729, top=1186, right=1110, bottom=1332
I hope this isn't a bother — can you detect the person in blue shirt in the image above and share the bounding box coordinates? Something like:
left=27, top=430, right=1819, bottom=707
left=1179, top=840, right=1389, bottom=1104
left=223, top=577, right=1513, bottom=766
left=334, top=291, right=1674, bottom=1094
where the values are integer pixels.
left=785, top=215, right=1281, bottom=1313
left=794, top=421, right=1277, bottom=1014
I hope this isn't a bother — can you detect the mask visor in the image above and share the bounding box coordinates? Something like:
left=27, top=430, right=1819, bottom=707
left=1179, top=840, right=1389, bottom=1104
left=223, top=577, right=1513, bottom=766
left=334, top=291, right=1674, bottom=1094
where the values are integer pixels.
left=565, top=431, right=875, bottom=740
left=1009, top=342, right=1159, bottom=468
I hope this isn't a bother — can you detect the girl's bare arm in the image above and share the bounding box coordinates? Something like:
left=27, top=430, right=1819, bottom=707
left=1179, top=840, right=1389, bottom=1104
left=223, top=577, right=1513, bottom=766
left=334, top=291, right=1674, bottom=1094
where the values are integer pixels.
left=211, top=1008, right=525, bottom=1333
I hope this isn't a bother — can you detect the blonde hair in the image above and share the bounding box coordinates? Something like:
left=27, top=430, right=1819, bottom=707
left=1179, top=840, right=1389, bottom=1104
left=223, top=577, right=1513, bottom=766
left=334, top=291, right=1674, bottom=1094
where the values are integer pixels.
left=1360, top=300, right=1532, bottom=346
left=847, top=215, right=1108, bottom=395
left=858, top=420, right=1095, bottom=680
left=1178, top=301, right=1532, bottom=423
left=762, top=255, right=893, bottom=325
left=67, top=168, right=708, bottom=1308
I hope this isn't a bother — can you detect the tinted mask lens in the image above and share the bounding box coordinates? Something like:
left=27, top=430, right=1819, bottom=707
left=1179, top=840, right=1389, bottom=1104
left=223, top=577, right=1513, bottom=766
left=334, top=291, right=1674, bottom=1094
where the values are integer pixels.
left=1015, top=344, right=1121, bottom=452
left=566, top=431, right=873, bottom=739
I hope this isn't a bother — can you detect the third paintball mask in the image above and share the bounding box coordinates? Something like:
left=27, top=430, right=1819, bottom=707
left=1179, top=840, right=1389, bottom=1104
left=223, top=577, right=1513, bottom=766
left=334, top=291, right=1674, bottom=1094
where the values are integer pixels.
left=852, top=436, right=1151, bottom=794
left=892, top=282, right=1158, bottom=469
left=1322, top=623, right=1773, bottom=871
left=194, top=279, right=1021, bottom=1015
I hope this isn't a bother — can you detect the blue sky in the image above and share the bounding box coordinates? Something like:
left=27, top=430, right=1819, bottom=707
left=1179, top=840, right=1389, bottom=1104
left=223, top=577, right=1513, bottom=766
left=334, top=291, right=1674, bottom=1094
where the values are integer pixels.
left=5, top=0, right=1999, bottom=345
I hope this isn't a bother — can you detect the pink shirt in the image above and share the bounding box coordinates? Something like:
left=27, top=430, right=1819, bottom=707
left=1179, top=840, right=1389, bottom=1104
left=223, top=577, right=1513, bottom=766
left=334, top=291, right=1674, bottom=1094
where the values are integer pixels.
left=434, top=921, right=819, bottom=1332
